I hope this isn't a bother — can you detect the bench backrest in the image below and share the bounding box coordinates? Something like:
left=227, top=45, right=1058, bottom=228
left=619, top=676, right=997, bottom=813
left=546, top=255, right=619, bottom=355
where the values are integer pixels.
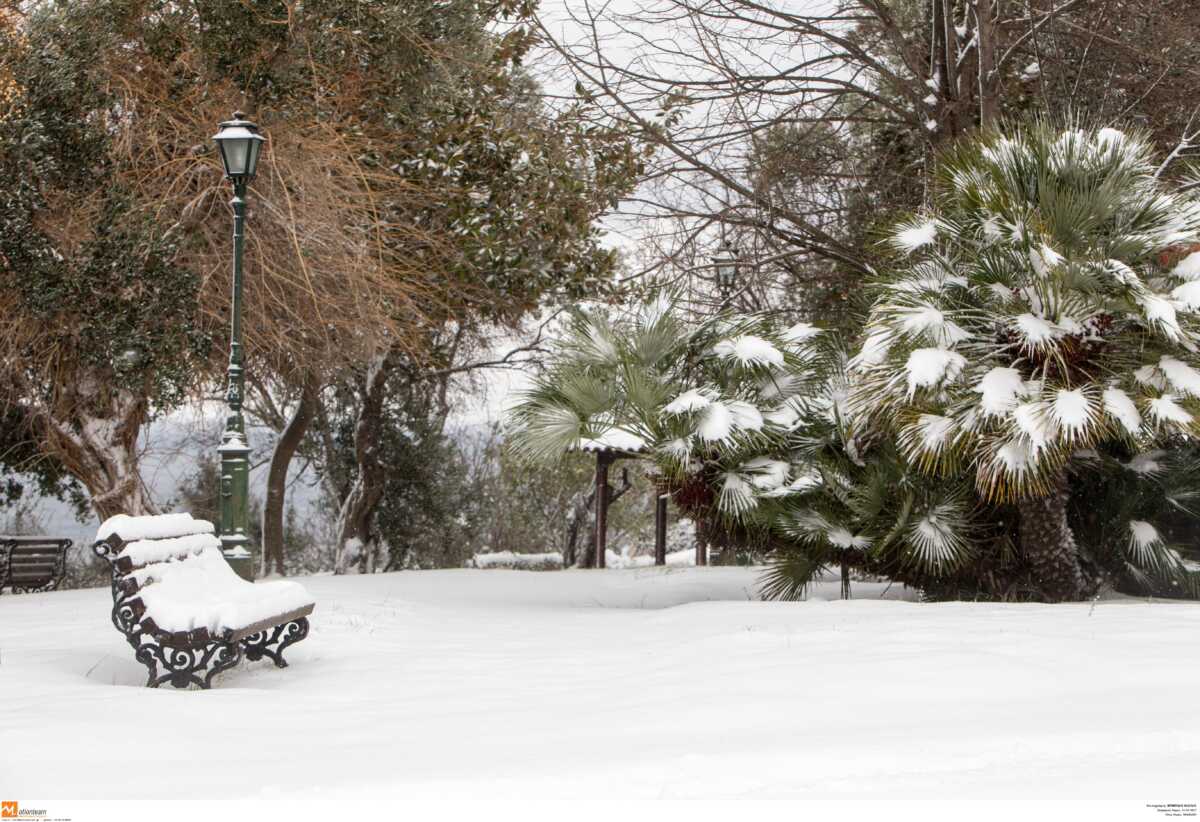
left=94, top=513, right=218, bottom=579
left=93, top=513, right=228, bottom=645
left=2, top=536, right=71, bottom=590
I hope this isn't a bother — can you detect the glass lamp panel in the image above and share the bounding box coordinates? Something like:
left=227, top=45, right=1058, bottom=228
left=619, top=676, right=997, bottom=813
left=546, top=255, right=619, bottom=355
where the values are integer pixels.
left=222, top=139, right=250, bottom=176
left=246, top=137, right=263, bottom=177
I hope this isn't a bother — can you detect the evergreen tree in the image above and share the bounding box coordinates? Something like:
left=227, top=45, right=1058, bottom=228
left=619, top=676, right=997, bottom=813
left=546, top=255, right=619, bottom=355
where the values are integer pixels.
left=850, top=122, right=1200, bottom=601
left=506, top=297, right=974, bottom=592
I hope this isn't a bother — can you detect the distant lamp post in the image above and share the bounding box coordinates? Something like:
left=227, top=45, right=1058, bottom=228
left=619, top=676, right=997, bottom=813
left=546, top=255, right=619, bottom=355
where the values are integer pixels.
left=212, top=111, right=265, bottom=582
left=713, top=240, right=739, bottom=310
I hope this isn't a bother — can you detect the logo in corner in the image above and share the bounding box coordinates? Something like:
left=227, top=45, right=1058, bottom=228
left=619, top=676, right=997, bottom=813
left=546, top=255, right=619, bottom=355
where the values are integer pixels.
left=0, top=802, right=16, bottom=819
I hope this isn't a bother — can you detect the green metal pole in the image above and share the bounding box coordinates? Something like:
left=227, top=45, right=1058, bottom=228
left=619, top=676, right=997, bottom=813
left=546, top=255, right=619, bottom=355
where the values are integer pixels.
left=218, top=178, right=255, bottom=581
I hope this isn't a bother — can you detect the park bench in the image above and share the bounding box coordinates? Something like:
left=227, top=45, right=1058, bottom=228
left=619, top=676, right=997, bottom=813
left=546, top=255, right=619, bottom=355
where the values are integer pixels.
left=93, top=513, right=315, bottom=689
left=1, top=535, right=72, bottom=594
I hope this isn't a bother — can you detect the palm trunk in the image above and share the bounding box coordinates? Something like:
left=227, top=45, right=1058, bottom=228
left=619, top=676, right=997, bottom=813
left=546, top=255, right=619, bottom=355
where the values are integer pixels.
left=1018, top=470, right=1089, bottom=602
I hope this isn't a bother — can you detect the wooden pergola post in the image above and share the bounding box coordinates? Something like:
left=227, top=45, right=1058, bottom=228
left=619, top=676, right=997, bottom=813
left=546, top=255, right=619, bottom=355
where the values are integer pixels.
left=594, top=451, right=614, bottom=569
left=654, top=490, right=668, bottom=566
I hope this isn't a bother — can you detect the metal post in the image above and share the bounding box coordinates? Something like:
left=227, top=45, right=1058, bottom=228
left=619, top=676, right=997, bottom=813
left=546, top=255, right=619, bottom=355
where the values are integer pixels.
left=654, top=492, right=667, bottom=566
left=218, top=179, right=254, bottom=581
left=594, top=453, right=611, bottom=569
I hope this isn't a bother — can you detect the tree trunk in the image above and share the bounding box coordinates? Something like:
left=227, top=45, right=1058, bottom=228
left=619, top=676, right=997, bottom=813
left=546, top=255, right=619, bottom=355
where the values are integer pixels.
left=1018, top=471, right=1089, bottom=602
left=334, top=347, right=396, bottom=574
left=594, top=453, right=611, bottom=568
left=654, top=492, right=668, bottom=566
left=40, top=385, right=157, bottom=521
left=936, top=0, right=959, bottom=137
left=260, top=373, right=318, bottom=577
left=564, top=488, right=595, bottom=568
left=976, top=0, right=999, bottom=126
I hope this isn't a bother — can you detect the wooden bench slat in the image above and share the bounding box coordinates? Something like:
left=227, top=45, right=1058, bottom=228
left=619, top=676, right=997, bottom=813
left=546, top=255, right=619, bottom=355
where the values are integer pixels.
left=229, top=603, right=316, bottom=642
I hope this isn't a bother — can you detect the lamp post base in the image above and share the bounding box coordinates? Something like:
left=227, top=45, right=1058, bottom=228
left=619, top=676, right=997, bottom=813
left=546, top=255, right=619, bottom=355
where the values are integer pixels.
left=218, top=434, right=254, bottom=581
left=221, top=540, right=255, bottom=582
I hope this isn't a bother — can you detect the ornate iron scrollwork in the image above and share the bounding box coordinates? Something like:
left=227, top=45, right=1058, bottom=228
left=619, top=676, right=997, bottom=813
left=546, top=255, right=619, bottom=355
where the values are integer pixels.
left=241, top=618, right=310, bottom=668
left=135, top=639, right=243, bottom=689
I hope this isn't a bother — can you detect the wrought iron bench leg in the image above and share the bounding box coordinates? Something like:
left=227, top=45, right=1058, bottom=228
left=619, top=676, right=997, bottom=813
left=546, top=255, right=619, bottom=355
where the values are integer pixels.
left=241, top=617, right=310, bottom=668
left=140, top=640, right=243, bottom=690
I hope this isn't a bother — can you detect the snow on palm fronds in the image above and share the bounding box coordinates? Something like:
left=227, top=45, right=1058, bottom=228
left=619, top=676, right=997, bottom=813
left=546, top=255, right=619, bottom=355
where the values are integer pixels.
left=654, top=312, right=835, bottom=494
left=505, top=296, right=831, bottom=477
left=747, top=348, right=979, bottom=598
left=851, top=122, right=1200, bottom=504
left=505, top=299, right=689, bottom=463
left=506, top=293, right=984, bottom=597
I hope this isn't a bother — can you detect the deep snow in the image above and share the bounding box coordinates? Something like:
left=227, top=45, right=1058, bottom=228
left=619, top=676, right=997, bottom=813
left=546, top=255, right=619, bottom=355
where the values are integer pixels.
left=2, top=567, right=1199, bottom=799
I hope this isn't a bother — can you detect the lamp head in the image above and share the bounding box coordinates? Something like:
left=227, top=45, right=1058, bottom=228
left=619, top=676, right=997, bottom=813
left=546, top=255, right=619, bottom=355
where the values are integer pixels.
left=713, top=240, right=739, bottom=292
left=212, top=111, right=265, bottom=183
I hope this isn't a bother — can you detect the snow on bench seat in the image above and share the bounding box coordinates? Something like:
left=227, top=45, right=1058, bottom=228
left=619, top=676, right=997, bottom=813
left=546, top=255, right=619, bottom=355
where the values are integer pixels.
left=97, top=512, right=213, bottom=543
left=131, top=547, right=314, bottom=636
left=120, top=532, right=220, bottom=569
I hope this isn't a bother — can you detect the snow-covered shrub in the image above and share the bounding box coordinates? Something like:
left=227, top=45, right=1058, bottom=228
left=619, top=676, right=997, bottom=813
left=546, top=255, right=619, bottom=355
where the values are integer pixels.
left=850, top=122, right=1200, bottom=600
left=470, top=551, right=564, bottom=571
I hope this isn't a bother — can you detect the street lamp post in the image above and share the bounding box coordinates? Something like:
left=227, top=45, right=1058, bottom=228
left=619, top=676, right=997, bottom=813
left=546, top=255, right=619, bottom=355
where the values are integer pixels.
left=704, top=237, right=741, bottom=566
left=713, top=239, right=739, bottom=311
left=212, top=111, right=265, bottom=581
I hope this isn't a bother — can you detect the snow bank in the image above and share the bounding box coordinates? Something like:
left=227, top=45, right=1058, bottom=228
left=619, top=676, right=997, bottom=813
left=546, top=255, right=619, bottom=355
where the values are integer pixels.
left=470, top=548, right=697, bottom=570
left=605, top=547, right=695, bottom=569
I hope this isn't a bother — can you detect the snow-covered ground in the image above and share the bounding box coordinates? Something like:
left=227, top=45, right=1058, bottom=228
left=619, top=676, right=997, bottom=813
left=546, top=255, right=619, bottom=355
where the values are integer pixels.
left=2, top=567, right=1199, bottom=799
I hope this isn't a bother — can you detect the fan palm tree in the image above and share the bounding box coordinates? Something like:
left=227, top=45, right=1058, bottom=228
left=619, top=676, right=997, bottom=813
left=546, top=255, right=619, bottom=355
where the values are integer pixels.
left=850, top=121, right=1200, bottom=600
left=507, top=295, right=978, bottom=597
